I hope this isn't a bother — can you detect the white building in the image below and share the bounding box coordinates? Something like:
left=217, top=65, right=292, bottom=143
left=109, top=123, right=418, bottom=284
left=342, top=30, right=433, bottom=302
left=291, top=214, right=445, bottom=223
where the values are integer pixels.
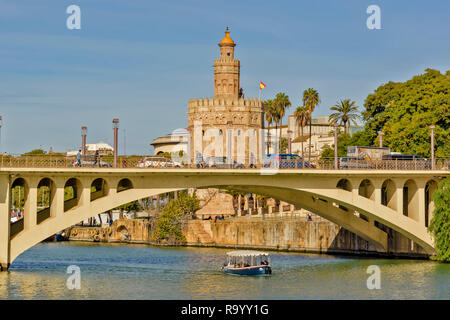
left=67, top=141, right=114, bottom=156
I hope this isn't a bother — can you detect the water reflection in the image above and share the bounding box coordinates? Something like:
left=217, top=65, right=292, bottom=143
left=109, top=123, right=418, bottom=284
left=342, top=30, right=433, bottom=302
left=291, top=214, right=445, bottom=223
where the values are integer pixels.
left=0, top=242, right=448, bottom=299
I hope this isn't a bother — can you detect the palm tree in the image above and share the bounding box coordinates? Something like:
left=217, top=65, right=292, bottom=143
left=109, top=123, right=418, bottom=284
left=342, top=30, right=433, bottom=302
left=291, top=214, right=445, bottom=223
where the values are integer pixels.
left=293, top=106, right=309, bottom=159
left=274, top=92, right=291, bottom=152
left=329, top=99, right=361, bottom=135
left=302, top=88, right=320, bottom=162
left=264, top=99, right=277, bottom=154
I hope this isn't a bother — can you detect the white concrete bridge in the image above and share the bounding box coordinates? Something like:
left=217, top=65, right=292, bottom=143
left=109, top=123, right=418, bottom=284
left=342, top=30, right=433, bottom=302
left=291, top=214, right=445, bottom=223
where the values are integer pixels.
left=0, top=167, right=447, bottom=270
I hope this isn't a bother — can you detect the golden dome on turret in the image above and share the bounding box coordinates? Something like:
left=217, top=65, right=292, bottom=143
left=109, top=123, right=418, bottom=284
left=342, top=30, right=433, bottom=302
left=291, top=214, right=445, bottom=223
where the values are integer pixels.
left=219, top=27, right=235, bottom=46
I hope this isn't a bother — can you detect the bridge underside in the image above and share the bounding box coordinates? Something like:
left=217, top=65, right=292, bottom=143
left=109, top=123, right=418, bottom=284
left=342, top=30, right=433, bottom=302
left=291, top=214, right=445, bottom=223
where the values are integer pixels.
left=0, top=169, right=443, bottom=269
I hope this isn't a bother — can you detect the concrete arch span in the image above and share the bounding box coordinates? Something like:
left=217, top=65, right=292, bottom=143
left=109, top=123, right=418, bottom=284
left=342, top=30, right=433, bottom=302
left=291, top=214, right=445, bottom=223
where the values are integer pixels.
left=2, top=169, right=443, bottom=268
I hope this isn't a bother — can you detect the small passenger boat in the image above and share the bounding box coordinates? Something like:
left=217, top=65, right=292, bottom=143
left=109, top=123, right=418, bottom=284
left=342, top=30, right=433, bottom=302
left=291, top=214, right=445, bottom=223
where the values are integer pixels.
left=222, top=250, right=272, bottom=275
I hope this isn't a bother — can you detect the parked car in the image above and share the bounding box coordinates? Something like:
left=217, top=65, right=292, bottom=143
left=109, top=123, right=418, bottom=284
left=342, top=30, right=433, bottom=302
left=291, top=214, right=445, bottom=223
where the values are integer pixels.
left=137, top=157, right=183, bottom=168
left=338, top=157, right=375, bottom=169
left=70, top=158, right=112, bottom=168
left=204, top=156, right=245, bottom=169
left=263, top=154, right=312, bottom=168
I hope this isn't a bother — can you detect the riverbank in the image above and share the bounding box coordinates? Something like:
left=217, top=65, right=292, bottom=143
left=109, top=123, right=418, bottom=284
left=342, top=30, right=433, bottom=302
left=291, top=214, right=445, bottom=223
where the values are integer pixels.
left=65, top=217, right=430, bottom=259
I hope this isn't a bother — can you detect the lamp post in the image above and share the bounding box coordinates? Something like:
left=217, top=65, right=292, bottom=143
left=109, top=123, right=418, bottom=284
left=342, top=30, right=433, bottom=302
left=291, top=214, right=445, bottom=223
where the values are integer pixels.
left=113, top=118, right=119, bottom=168
left=429, top=125, right=435, bottom=170
left=81, top=126, right=88, bottom=156
left=333, top=123, right=339, bottom=169
left=378, top=131, right=384, bottom=148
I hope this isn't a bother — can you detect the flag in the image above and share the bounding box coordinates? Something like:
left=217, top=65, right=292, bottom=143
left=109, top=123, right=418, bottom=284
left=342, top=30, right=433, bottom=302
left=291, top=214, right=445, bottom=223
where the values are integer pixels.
left=259, top=81, right=266, bottom=90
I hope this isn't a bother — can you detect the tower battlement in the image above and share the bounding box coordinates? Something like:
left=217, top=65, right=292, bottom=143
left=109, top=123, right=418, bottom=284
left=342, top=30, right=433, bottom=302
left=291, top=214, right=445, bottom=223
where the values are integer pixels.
left=188, top=97, right=263, bottom=109
left=213, top=59, right=240, bottom=66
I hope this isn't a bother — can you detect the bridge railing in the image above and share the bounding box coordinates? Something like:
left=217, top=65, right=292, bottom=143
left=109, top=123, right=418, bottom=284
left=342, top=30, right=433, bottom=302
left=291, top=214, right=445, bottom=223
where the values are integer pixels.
left=0, top=154, right=449, bottom=170
left=318, top=158, right=450, bottom=170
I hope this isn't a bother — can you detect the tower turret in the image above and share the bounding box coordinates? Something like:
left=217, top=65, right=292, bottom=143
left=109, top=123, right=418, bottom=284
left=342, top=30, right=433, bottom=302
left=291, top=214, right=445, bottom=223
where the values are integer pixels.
left=214, top=27, right=240, bottom=100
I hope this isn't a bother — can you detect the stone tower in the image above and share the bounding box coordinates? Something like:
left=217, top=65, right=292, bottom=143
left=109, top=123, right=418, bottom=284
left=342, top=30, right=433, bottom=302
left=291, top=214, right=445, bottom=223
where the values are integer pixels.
left=187, top=28, right=264, bottom=166
left=214, top=27, right=240, bottom=100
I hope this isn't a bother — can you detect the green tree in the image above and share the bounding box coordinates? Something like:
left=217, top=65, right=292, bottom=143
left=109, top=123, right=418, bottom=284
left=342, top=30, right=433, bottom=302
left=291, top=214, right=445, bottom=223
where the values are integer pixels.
left=273, top=92, right=291, bottom=152
left=303, top=88, right=320, bottom=162
left=264, top=99, right=278, bottom=154
left=152, top=192, right=200, bottom=243
left=294, top=106, right=309, bottom=158
left=362, top=69, right=449, bottom=157
left=22, top=149, right=46, bottom=156
left=117, top=201, right=142, bottom=213
left=319, top=146, right=334, bottom=160
left=280, top=137, right=288, bottom=154
left=428, top=178, right=450, bottom=262
left=329, top=99, right=361, bottom=135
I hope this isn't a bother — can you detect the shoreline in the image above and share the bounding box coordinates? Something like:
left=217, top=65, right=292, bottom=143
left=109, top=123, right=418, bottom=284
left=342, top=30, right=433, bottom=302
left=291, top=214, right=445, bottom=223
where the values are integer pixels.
left=62, top=237, right=430, bottom=260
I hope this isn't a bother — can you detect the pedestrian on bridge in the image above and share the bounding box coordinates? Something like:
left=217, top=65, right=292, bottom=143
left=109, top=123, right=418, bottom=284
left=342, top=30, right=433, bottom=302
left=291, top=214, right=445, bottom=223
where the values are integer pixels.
left=93, top=150, right=100, bottom=167
left=76, top=150, right=81, bottom=167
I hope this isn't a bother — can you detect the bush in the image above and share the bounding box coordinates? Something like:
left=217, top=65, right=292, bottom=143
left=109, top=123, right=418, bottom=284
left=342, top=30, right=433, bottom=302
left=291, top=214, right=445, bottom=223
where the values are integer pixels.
left=152, top=192, right=200, bottom=243
left=428, top=178, right=450, bottom=262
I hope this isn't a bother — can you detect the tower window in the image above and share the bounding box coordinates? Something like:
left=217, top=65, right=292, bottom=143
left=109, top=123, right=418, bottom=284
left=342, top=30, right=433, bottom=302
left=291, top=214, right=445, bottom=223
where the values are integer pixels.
left=227, top=53, right=231, bottom=56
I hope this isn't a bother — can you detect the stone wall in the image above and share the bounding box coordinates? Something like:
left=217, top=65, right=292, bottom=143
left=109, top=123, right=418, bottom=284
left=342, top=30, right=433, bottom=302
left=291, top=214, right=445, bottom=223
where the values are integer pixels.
left=67, top=217, right=429, bottom=258
left=183, top=219, right=429, bottom=258
left=68, top=218, right=152, bottom=244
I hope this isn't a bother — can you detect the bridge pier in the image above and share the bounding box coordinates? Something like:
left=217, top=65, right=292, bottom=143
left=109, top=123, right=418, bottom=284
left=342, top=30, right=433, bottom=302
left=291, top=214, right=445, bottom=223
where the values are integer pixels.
left=24, top=180, right=37, bottom=232
left=0, top=174, right=10, bottom=271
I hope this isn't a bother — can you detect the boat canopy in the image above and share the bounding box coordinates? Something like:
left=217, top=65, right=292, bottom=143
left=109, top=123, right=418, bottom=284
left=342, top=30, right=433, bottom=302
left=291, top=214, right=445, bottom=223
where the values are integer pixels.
left=226, top=250, right=269, bottom=257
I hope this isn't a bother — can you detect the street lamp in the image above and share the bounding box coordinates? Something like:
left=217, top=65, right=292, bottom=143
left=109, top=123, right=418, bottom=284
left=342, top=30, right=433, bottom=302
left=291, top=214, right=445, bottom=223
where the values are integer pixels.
left=333, top=123, right=339, bottom=170
left=378, top=131, right=384, bottom=148
left=429, top=125, right=435, bottom=170
left=112, top=118, right=119, bottom=168
left=81, top=126, right=88, bottom=156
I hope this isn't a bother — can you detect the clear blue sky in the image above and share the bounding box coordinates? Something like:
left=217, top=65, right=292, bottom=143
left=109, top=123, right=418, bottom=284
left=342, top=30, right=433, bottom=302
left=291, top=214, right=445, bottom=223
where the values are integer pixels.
left=0, top=0, right=449, bottom=155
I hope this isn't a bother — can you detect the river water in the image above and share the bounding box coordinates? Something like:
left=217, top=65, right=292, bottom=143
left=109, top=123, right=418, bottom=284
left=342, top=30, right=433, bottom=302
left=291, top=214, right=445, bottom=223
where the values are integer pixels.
left=0, top=242, right=448, bottom=299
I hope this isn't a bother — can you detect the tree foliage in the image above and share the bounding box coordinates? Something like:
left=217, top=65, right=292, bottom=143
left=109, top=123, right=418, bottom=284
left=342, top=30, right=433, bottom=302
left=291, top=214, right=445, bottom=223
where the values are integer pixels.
left=428, top=178, right=450, bottom=262
left=116, top=201, right=142, bottom=213
left=152, top=192, right=200, bottom=243
left=362, top=69, right=449, bottom=157
left=22, top=149, right=46, bottom=156
left=319, top=131, right=372, bottom=159
left=329, top=99, right=361, bottom=135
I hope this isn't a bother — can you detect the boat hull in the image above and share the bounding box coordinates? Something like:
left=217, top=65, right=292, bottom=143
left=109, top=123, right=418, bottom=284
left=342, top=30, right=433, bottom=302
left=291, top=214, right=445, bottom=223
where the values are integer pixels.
left=223, top=265, right=271, bottom=275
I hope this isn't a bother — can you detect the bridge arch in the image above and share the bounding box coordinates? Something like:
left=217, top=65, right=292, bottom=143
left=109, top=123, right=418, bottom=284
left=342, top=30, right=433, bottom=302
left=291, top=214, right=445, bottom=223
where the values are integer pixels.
left=403, top=179, right=419, bottom=221
left=117, top=178, right=133, bottom=192
left=36, top=178, right=55, bottom=224
left=336, top=179, right=352, bottom=192
left=359, top=179, right=375, bottom=200
left=11, top=177, right=28, bottom=209
left=5, top=171, right=441, bottom=268
left=64, top=178, right=83, bottom=212
left=91, top=178, right=109, bottom=201
left=425, top=179, right=438, bottom=227
left=381, top=179, right=397, bottom=211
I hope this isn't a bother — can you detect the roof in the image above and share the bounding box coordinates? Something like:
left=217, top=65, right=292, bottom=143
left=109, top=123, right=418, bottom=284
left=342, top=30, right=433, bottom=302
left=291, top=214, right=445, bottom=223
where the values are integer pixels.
left=86, top=142, right=113, bottom=151
left=226, top=250, right=269, bottom=257
left=219, top=27, right=235, bottom=46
